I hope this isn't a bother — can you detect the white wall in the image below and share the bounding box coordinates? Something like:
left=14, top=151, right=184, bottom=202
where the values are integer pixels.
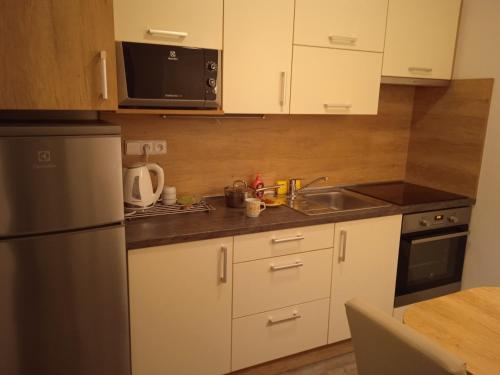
left=453, top=0, right=500, bottom=287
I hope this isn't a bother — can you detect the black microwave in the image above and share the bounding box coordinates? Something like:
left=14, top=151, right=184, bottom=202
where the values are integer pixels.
left=116, top=41, right=220, bottom=109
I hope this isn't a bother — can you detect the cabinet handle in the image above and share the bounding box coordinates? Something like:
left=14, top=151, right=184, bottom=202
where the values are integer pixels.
left=408, top=66, right=433, bottom=73
left=339, top=230, right=347, bottom=262
left=270, top=261, right=304, bottom=271
left=271, top=234, right=305, bottom=244
left=148, top=29, right=188, bottom=38
left=279, top=71, right=286, bottom=107
left=324, top=103, right=352, bottom=110
left=220, top=245, right=228, bottom=283
left=329, top=35, right=358, bottom=45
left=268, top=310, right=301, bottom=325
left=99, top=51, right=108, bottom=100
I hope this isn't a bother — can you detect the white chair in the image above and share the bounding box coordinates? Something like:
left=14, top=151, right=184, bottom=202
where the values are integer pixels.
left=345, top=298, right=467, bottom=375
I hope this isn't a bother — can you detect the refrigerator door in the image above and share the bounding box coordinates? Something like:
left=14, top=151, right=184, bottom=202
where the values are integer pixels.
left=0, top=125, right=124, bottom=237
left=0, top=225, right=130, bottom=375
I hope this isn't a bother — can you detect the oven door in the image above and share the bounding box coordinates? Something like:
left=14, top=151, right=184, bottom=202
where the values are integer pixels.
left=396, top=226, right=468, bottom=299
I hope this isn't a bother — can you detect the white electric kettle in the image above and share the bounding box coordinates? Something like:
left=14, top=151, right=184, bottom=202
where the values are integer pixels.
left=123, top=163, right=165, bottom=208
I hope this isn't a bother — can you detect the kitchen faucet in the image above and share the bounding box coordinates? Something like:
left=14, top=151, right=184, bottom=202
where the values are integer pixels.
left=288, top=176, right=329, bottom=199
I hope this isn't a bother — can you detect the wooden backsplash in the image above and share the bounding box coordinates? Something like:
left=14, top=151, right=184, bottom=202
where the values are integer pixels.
left=101, top=85, right=415, bottom=196
left=405, top=79, right=494, bottom=198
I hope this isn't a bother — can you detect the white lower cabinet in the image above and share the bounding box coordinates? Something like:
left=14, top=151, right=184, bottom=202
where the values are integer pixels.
left=232, top=298, right=330, bottom=371
left=128, top=238, right=232, bottom=375
left=128, top=219, right=402, bottom=374
left=328, top=215, right=402, bottom=343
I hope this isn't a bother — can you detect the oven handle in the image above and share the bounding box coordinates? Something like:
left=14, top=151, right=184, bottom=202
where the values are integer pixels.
left=411, top=231, right=469, bottom=245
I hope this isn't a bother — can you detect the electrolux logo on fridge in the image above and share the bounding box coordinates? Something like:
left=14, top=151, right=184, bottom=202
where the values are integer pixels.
left=34, top=150, right=56, bottom=169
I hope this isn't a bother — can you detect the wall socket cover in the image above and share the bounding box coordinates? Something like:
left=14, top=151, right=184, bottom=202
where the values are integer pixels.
left=125, top=140, right=167, bottom=155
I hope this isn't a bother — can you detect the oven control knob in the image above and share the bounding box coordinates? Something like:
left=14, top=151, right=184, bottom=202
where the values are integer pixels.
left=207, top=61, right=218, bottom=71
left=207, top=78, right=217, bottom=88
left=448, top=216, right=459, bottom=224
left=420, top=219, right=431, bottom=227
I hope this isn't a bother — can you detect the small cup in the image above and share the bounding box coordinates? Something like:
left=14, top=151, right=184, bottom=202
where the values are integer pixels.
left=162, top=186, right=177, bottom=205
left=276, top=180, right=288, bottom=196
left=245, top=198, right=266, bottom=218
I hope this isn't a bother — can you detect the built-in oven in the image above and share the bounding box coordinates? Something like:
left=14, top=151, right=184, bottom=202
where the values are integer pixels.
left=395, top=207, right=471, bottom=307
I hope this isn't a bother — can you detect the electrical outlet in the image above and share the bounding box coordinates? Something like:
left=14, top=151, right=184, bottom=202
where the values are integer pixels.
left=125, top=140, right=167, bottom=155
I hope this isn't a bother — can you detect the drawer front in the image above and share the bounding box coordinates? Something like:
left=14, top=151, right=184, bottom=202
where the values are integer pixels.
left=233, top=224, right=334, bottom=263
left=232, top=298, right=330, bottom=371
left=233, top=249, right=333, bottom=317
left=294, top=0, right=389, bottom=53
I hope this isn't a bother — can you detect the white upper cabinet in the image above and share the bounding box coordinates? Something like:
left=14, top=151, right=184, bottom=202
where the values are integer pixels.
left=223, top=0, right=294, bottom=114
left=113, top=0, right=223, bottom=49
left=290, top=46, right=383, bottom=115
left=383, top=0, right=462, bottom=80
left=294, top=0, right=389, bottom=53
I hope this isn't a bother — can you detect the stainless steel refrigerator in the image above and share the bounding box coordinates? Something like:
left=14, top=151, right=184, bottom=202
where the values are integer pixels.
left=0, top=125, right=130, bottom=375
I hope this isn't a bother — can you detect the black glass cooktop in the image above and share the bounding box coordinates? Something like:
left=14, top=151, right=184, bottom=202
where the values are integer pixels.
left=346, top=181, right=467, bottom=206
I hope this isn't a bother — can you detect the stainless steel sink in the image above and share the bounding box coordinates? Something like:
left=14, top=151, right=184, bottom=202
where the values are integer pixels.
left=287, top=188, right=391, bottom=216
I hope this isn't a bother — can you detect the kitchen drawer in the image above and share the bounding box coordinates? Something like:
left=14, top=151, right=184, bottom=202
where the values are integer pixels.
left=233, top=249, right=333, bottom=317
left=294, top=0, right=388, bottom=53
left=233, top=224, right=334, bottom=263
left=232, top=298, right=330, bottom=371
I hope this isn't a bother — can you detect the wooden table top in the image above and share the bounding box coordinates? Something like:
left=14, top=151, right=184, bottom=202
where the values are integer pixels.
left=404, top=287, right=500, bottom=375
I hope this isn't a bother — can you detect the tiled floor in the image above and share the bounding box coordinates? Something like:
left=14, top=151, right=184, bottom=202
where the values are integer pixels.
left=281, top=352, right=357, bottom=375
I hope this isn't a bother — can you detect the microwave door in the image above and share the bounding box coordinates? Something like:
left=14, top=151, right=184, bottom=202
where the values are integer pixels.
left=122, top=42, right=207, bottom=108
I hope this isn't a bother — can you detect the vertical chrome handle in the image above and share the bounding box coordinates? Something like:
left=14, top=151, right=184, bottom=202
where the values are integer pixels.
left=220, top=245, right=228, bottom=283
left=279, top=72, right=286, bottom=107
left=99, top=51, right=108, bottom=100
left=339, top=230, right=347, bottom=262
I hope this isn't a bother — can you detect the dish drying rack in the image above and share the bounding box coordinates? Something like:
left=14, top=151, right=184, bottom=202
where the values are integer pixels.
left=125, top=200, right=215, bottom=220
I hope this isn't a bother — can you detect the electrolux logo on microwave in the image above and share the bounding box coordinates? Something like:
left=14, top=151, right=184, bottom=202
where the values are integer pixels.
left=167, top=50, right=178, bottom=61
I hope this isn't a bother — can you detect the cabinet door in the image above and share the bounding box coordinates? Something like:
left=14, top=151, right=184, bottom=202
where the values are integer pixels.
left=128, top=238, right=232, bottom=375
left=382, top=0, right=462, bottom=80
left=0, top=0, right=117, bottom=110
left=114, top=0, right=223, bottom=49
left=223, top=0, right=294, bottom=114
left=294, top=0, right=388, bottom=53
left=328, top=215, right=402, bottom=343
left=290, top=46, right=382, bottom=115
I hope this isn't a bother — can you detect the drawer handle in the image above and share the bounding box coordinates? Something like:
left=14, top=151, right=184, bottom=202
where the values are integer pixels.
left=268, top=311, right=301, bottom=325
left=272, top=235, right=305, bottom=244
left=270, top=261, right=304, bottom=271
left=324, top=103, right=352, bottom=109
left=408, top=66, right=433, bottom=73
left=148, top=29, right=188, bottom=38
left=329, top=35, right=358, bottom=45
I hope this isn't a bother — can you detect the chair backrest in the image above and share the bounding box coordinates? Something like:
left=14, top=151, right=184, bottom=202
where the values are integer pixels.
left=345, top=298, right=467, bottom=375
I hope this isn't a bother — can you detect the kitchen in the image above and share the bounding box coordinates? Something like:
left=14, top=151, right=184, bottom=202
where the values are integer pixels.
left=1, top=1, right=499, bottom=375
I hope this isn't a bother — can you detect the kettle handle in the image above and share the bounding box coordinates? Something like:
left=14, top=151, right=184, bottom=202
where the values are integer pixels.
left=147, top=163, right=165, bottom=203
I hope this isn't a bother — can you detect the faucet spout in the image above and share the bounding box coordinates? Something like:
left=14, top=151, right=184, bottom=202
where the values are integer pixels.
left=288, top=176, right=329, bottom=199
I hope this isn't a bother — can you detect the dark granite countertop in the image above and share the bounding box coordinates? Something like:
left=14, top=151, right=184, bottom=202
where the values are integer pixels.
left=126, top=187, right=475, bottom=250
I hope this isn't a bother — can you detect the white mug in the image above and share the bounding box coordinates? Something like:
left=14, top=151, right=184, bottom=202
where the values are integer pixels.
left=246, top=198, right=266, bottom=218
